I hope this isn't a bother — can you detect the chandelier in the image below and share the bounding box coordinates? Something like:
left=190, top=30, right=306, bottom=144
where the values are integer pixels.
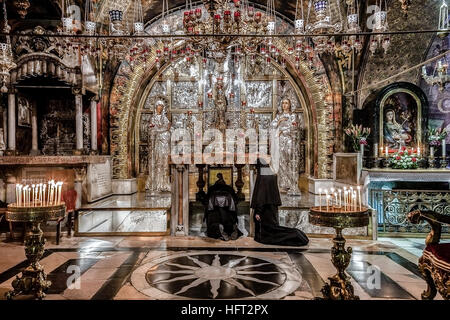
left=305, top=0, right=343, bottom=55
left=181, top=0, right=276, bottom=65
left=369, top=0, right=390, bottom=55
left=422, top=1, right=449, bottom=92
left=340, top=0, right=362, bottom=53
left=0, top=0, right=16, bottom=93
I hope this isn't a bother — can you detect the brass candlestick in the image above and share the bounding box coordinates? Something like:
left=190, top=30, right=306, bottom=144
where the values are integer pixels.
left=309, top=206, right=370, bottom=300
left=440, top=156, right=448, bottom=169
left=5, top=203, right=65, bottom=300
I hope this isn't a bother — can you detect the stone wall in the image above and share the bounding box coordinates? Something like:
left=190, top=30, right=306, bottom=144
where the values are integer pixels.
left=358, top=0, right=440, bottom=108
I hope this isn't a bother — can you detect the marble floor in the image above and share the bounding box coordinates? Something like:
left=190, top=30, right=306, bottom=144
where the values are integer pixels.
left=0, top=234, right=445, bottom=300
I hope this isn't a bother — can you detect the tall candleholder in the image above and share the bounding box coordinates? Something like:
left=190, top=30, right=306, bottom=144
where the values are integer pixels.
left=309, top=206, right=370, bottom=300
left=428, top=156, right=436, bottom=169
left=381, top=157, right=390, bottom=168
left=440, top=156, right=448, bottom=169
left=373, top=157, right=380, bottom=169
left=5, top=203, right=65, bottom=300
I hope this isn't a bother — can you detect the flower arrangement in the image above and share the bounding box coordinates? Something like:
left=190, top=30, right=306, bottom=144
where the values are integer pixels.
left=428, top=127, right=448, bottom=146
left=390, top=147, right=419, bottom=169
left=344, top=124, right=371, bottom=152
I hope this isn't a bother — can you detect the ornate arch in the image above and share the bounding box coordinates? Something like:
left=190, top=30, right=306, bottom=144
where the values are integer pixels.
left=109, top=41, right=335, bottom=180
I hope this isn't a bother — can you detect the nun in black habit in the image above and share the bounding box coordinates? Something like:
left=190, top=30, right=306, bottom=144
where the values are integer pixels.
left=251, top=158, right=309, bottom=246
left=204, top=173, right=242, bottom=241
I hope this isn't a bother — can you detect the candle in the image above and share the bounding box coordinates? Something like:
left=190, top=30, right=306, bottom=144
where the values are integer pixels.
left=385, top=146, right=389, bottom=157
left=17, top=185, right=21, bottom=206
left=43, top=184, right=46, bottom=206
left=15, top=184, right=19, bottom=206
left=50, top=184, right=54, bottom=206
left=31, top=184, right=35, bottom=206
left=318, top=188, right=322, bottom=210
left=344, top=191, right=348, bottom=210
left=374, top=143, right=378, bottom=158
left=418, top=146, right=421, bottom=157
left=326, top=194, right=330, bottom=211
left=430, top=146, right=435, bottom=159
left=338, top=189, right=342, bottom=208
left=443, top=139, right=446, bottom=158
left=357, top=186, right=362, bottom=211
left=58, top=182, right=63, bottom=204
left=334, top=192, right=338, bottom=208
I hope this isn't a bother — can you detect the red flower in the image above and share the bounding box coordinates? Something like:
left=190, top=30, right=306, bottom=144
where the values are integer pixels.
left=408, top=150, right=412, bottom=155
left=396, top=156, right=401, bottom=160
left=399, top=152, right=404, bottom=156
left=402, top=146, right=406, bottom=151
left=412, top=157, right=417, bottom=162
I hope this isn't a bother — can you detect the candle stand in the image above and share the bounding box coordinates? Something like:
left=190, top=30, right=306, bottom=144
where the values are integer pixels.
left=428, top=157, right=436, bottom=169
left=5, top=203, right=65, bottom=300
left=440, top=156, right=448, bottom=169
left=373, top=157, right=380, bottom=169
left=309, top=206, right=370, bottom=300
left=381, top=158, right=390, bottom=168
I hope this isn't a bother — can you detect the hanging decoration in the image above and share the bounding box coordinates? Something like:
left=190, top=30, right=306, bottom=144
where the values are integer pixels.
left=0, top=0, right=16, bottom=93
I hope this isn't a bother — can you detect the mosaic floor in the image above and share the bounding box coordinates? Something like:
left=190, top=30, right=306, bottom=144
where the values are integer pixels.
left=0, top=235, right=446, bottom=300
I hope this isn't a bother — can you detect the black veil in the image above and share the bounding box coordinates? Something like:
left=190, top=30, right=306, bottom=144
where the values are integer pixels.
left=250, top=157, right=282, bottom=208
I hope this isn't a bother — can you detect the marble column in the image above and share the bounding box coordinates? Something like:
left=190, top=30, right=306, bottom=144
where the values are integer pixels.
left=75, top=93, right=83, bottom=153
left=90, top=99, right=97, bottom=153
left=30, top=104, right=39, bottom=155
left=7, top=93, right=16, bottom=153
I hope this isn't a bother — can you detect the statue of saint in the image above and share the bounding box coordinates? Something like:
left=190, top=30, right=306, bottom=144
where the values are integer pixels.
left=146, top=101, right=171, bottom=193
left=271, top=98, right=300, bottom=194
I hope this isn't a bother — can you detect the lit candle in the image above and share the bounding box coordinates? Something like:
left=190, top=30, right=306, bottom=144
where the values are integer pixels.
left=334, top=192, right=338, bottom=208
left=17, top=185, right=22, bottom=206
left=15, top=184, right=19, bottom=206
left=31, top=184, right=35, bottom=206
left=344, top=191, right=348, bottom=210
left=50, top=184, right=54, bottom=206
left=326, top=194, right=330, bottom=212
left=352, top=193, right=356, bottom=211
left=58, top=182, right=63, bottom=204
left=43, top=184, right=46, bottom=206
left=338, top=189, right=342, bottom=208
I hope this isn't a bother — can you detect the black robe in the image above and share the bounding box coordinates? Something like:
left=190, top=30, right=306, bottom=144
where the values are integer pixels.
left=251, top=161, right=309, bottom=246
left=204, top=179, right=242, bottom=240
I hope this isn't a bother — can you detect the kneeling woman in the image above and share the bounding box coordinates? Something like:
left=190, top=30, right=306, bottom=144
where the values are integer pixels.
left=251, top=158, right=309, bottom=246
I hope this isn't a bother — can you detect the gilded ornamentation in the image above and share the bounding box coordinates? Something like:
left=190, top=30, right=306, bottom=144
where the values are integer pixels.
left=371, top=190, right=450, bottom=234
left=309, top=208, right=370, bottom=300
left=408, top=209, right=450, bottom=300
left=5, top=204, right=66, bottom=300
left=108, top=22, right=335, bottom=180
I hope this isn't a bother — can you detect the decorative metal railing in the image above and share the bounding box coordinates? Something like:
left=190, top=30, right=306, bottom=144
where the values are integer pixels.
left=369, top=189, right=450, bottom=234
